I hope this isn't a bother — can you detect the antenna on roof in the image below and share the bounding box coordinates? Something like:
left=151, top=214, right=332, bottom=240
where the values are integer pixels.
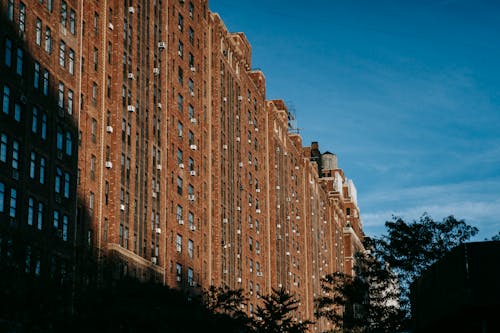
left=286, top=101, right=301, bottom=134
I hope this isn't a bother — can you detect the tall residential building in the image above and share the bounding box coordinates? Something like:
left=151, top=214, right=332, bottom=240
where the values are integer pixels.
left=0, top=0, right=365, bottom=329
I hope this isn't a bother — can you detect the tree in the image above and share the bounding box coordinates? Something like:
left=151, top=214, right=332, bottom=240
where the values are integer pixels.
left=254, top=287, right=312, bottom=333
left=372, top=214, right=478, bottom=320
left=315, top=250, right=405, bottom=333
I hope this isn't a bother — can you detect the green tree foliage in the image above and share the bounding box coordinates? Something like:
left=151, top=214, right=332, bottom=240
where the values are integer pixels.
left=372, top=213, right=478, bottom=316
left=253, top=287, right=312, bottom=333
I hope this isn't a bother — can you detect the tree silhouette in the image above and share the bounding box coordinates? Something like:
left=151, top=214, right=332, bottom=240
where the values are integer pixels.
left=254, top=287, right=312, bottom=333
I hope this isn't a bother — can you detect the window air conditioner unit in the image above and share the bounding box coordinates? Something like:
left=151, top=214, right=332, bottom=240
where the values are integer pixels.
left=151, top=257, right=157, bottom=264
left=156, top=228, right=161, bottom=234
left=106, top=126, right=113, bottom=133
left=152, top=192, right=157, bottom=198
left=127, top=105, right=135, bottom=112
left=256, top=209, right=261, bottom=214
left=236, top=137, right=240, bottom=142
left=239, top=162, right=243, bottom=168
left=286, top=252, right=290, bottom=256
left=158, top=41, right=167, bottom=49
left=223, top=97, right=227, bottom=102
left=178, top=163, right=184, bottom=169
left=256, top=188, right=260, bottom=193
left=257, top=272, right=263, bottom=277
left=128, top=7, right=135, bottom=13
left=256, top=249, right=260, bottom=254
left=276, top=204, right=280, bottom=209
left=190, top=170, right=196, bottom=176
left=120, top=204, right=125, bottom=211
left=190, top=91, right=195, bottom=97
left=156, top=164, right=162, bottom=170
left=108, top=22, right=114, bottom=30
left=190, top=225, right=196, bottom=231
left=188, top=194, right=195, bottom=201
left=236, top=206, right=241, bottom=211
left=189, top=281, right=196, bottom=287
left=237, top=229, right=241, bottom=234
left=190, top=144, right=197, bottom=150
left=105, top=161, right=113, bottom=168
left=190, top=117, right=197, bottom=123
left=223, top=218, right=228, bottom=223
left=295, top=166, right=299, bottom=170
left=223, top=144, right=228, bottom=150
left=178, top=25, right=182, bottom=31
left=255, top=128, right=259, bottom=132
left=238, top=96, right=243, bottom=101
left=178, top=219, right=184, bottom=225
left=190, top=66, right=196, bottom=72
left=276, top=185, right=280, bottom=190
left=178, top=50, right=182, bottom=56
left=248, top=121, right=253, bottom=125
left=157, top=102, right=162, bottom=108
left=237, top=277, right=242, bottom=283
left=176, top=276, right=181, bottom=282
left=277, top=224, right=281, bottom=229
left=153, top=67, right=160, bottom=75
left=127, top=72, right=134, bottom=79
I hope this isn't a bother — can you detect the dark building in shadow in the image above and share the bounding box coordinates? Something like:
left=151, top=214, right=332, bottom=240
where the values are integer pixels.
left=411, top=241, right=500, bottom=333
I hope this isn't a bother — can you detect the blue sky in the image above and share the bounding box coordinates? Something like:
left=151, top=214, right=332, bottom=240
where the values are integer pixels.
left=209, top=0, right=500, bottom=240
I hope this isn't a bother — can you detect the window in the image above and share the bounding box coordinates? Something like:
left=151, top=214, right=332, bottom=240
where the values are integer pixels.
left=39, top=157, right=45, bottom=184
left=63, top=216, right=68, bottom=241
left=68, top=49, right=74, bottom=74
left=178, top=14, right=183, bottom=31
left=89, top=192, right=94, bottom=214
left=59, top=41, right=66, bottom=67
left=0, top=182, right=4, bottom=212
left=188, top=52, right=194, bottom=68
left=60, top=1, right=67, bottom=27
left=249, top=237, right=253, bottom=251
left=67, top=89, right=73, bottom=114
left=12, top=140, right=19, bottom=171
left=93, top=47, right=98, bottom=71
left=91, top=118, right=97, bottom=142
left=93, top=12, right=99, bottom=35
left=15, top=48, right=23, bottom=76
left=30, top=152, right=36, bottom=178
left=41, top=112, right=47, bottom=139
left=9, top=188, right=17, bottom=218
left=177, top=121, right=183, bottom=137
left=176, top=205, right=183, bottom=222
left=188, top=104, right=194, bottom=119
left=56, top=128, right=63, bottom=152
left=34, top=62, right=40, bottom=89
left=177, top=94, right=183, bottom=113
left=177, top=177, right=183, bottom=195
left=187, top=268, right=194, bottom=286
left=176, top=234, right=182, bottom=253
left=189, top=2, right=194, bottom=18
left=177, top=149, right=183, bottom=165
left=188, top=158, right=194, bottom=171
left=188, top=184, right=194, bottom=196
left=58, top=82, right=64, bottom=109
left=178, top=67, right=183, bottom=85
left=0, top=134, right=6, bottom=162
left=2, top=85, right=10, bottom=114
left=176, top=263, right=182, bottom=282
left=188, top=131, right=194, bottom=145
left=178, top=40, right=183, bottom=58
left=43, top=70, right=49, bottom=96
left=188, top=239, right=194, bottom=258
left=189, top=27, right=194, bottom=45
left=37, top=202, right=43, bottom=229
left=19, top=2, right=26, bottom=32
left=4, top=38, right=12, bottom=67
left=65, top=131, right=72, bottom=155
left=7, top=0, right=14, bottom=21
left=90, top=155, right=96, bottom=179
left=70, top=10, right=76, bottom=34
left=47, top=0, right=53, bottom=12
left=28, top=197, right=34, bottom=225
left=188, top=211, right=194, bottom=228
left=36, top=19, right=42, bottom=45
left=45, top=27, right=52, bottom=53
left=55, top=167, right=62, bottom=193
left=92, top=82, right=97, bottom=105
left=64, top=172, right=70, bottom=198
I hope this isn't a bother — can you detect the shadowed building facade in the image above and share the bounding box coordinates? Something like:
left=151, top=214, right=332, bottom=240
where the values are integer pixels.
left=0, top=0, right=365, bottom=329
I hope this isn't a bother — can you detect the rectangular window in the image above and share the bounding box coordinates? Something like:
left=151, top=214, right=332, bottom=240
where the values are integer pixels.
left=93, top=47, right=98, bottom=71
left=68, top=49, right=74, bottom=74
left=177, top=177, right=183, bottom=195
left=30, top=152, right=36, bottom=178
left=63, top=216, right=68, bottom=241
left=36, top=19, right=42, bottom=45
left=34, top=62, right=40, bottom=89
left=176, top=234, right=182, bottom=253
left=55, top=167, right=62, bottom=193
left=1, top=134, right=8, bottom=163
left=43, top=70, right=49, bottom=96
left=60, top=1, right=67, bottom=27
left=37, top=202, right=43, bottom=229
left=176, top=205, right=183, bottom=222
left=187, top=268, right=193, bottom=285
left=177, top=121, right=183, bottom=137
left=39, top=157, right=45, bottom=184
left=4, top=38, right=12, bottom=67
left=176, top=263, right=182, bottom=282
left=41, top=112, right=47, bottom=139
left=70, top=10, right=76, bottom=34
left=19, top=2, right=26, bottom=32
left=16, top=48, right=23, bottom=76
left=92, top=82, right=97, bottom=105
left=58, top=82, right=64, bottom=109
left=189, top=27, right=194, bottom=45
left=32, top=107, right=38, bottom=133
left=90, top=155, right=96, bottom=179
left=12, top=140, right=19, bottom=170
left=0, top=182, right=4, bottom=212
left=47, top=0, right=53, bottom=12
left=89, top=192, right=94, bottom=213
left=178, top=13, right=183, bottom=31
left=59, top=41, right=66, bottom=67
left=45, top=27, right=52, bottom=53
left=178, top=94, right=183, bottom=113
left=27, top=198, right=34, bottom=225
left=9, top=188, right=17, bottom=218
left=7, top=0, right=14, bottom=21
left=64, top=172, right=70, bottom=198
left=67, top=89, right=73, bottom=115
left=178, top=40, right=183, bottom=58
left=2, top=86, right=10, bottom=114
left=188, top=240, right=194, bottom=258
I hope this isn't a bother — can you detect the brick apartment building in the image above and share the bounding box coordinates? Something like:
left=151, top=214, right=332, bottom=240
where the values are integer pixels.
left=0, top=0, right=364, bottom=330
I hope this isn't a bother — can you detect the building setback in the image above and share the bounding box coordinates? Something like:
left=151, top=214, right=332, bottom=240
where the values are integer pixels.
left=0, top=0, right=365, bottom=330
